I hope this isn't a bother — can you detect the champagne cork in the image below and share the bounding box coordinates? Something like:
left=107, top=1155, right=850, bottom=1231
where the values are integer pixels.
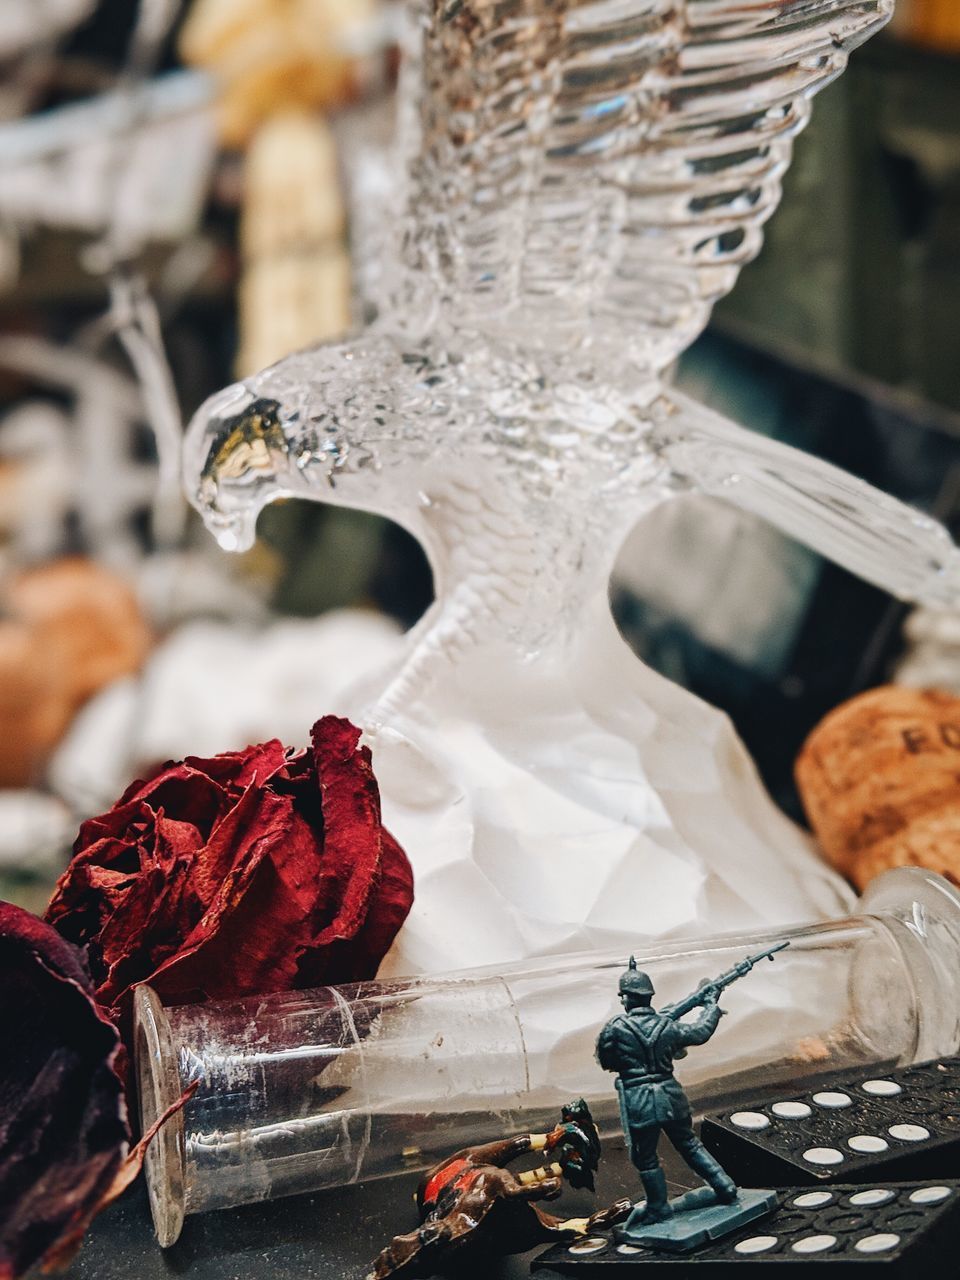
left=7, top=558, right=152, bottom=710
left=0, top=558, right=152, bottom=786
left=796, top=685, right=960, bottom=890
left=0, top=622, right=73, bottom=788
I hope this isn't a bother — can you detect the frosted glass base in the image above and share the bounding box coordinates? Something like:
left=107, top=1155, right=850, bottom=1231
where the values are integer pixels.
left=363, top=605, right=852, bottom=978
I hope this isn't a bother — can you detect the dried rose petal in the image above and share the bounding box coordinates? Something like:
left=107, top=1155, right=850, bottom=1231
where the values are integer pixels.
left=46, top=716, right=413, bottom=1025
left=0, top=903, right=128, bottom=1279
left=295, top=717, right=415, bottom=985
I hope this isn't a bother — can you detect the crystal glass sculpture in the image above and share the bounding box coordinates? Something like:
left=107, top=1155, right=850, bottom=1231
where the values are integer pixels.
left=183, top=0, right=960, bottom=974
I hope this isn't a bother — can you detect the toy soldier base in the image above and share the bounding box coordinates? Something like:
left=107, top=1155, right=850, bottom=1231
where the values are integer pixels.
left=613, top=1185, right=777, bottom=1253
left=596, top=950, right=787, bottom=1254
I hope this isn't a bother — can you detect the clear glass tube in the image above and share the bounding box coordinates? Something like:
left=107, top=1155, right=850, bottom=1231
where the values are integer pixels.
left=135, top=868, right=960, bottom=1246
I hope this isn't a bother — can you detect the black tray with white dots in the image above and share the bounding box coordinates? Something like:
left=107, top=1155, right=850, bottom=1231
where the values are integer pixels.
left=699, top=1056, right=960, bottom=1186
left=533, top=1181, right=959, bottom=1275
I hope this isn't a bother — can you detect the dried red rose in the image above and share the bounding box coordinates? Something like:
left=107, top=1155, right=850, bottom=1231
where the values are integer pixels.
left=0, top=902, right=128, bottom=1278
left=45, top=716, right=413, bottom=1024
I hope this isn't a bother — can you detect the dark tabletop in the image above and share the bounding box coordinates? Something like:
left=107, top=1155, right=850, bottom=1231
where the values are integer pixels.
left=63, top=1140, right=693, bottom=1280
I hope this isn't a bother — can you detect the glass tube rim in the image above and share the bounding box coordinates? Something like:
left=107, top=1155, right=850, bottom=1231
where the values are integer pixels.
left=857, top=864, right=960, bottom=925
left=857, top=866, right=960, bottom=1060
left=134, top=983, right=187, bottom=1248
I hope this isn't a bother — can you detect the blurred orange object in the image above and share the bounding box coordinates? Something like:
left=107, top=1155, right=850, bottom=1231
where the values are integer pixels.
left=180, top=0, right=379, bottom=148
left=0, top=623, right=73, bottom=788
left=894, top=0, right=960, bottom=52
left=796, top=685, right=960, bottom=891
left=237, top=111, right=351, bottom=375
left=0, top=559, right=153, bottom=787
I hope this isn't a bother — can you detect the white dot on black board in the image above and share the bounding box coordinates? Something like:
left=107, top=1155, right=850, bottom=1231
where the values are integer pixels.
left=862, top=1078, right=902, bottom=1097
left=772, top=1101, right=812, bottom=1119
left=848, top=1134, right=889, bottom=1154
left=791, top=1234, right=837, bottom=1254
left=889, top=1123, right=930, bottom=1142
left=813, top=1090, right=852, bottom=1109
left=803, top=1146, right=844, bottom=1165
left=910, top=1186, right=952, bottom=1205
left=849, top=1189, right=896, bottom=1207
left=855, top=1233, right=900, bottom=1254
left=792, top=1191, right=834, bottom=1208
left=735, top=1235, right=779, bottom=1254
left=730, top=1110, right=770, bottom=1130
left=568, top=1238, right=607, bottom=1255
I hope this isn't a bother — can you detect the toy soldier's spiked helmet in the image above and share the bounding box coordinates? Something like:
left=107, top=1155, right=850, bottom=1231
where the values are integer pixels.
left=619, top=956, right=655, bottom=999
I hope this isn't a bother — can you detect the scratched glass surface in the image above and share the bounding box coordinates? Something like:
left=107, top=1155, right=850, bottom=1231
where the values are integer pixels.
left=181, top=1, right=960, bottom=978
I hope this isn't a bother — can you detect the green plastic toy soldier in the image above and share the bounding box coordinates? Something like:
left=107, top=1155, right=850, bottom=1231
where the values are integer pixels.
left=596, top=945, right=787, bottom=1226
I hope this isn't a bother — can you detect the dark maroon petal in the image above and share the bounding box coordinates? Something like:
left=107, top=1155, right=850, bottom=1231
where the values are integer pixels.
left=185, top=738, right=289, bottom=791
left=295, top=718, right=414, bottom=984
left=46, top=716, right=413, bottom=1034
left=39, top=1079, right=198, bottom=1276
left=336, top=828, right=415, bottom=981
left=297, top=826, right=415, bottom=987
left=309, top=717, right=387, bottom=937
left=92, top=861, right=191, bottom=1015
left=143, top=788, right=309, bottom=1005
left=0, top=903, right=128, bottom=1280
left=115, top=767, right=228, bottom=833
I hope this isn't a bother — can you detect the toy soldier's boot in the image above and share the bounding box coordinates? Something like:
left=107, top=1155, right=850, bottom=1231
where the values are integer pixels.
left=638, top=1169, right=672, bottom=1222
left=686, top=1144, right=737, bottom=1204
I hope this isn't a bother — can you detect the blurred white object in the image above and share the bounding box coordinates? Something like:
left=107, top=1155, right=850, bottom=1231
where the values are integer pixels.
left=0, top=790, right=75, bottom=874
left=0, top=0, right=96, bottom=59
left=0, top=402, right=74, bottom=562
left=0, top=339, right=267, bottom=638
left=896, top=608, right=960, bottom=693
left=135, top=549, right=271, bottom=629
left=49, top=610, right=404, bottom=815
left=0, top=336, right=157, bottom=566
left=0, top=71, right=215, bottom=245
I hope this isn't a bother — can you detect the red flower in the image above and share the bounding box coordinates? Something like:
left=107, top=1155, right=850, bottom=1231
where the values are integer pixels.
left=0, top=903, right=128, bottom=1278
left=45, top=716, right=413, bottom=1023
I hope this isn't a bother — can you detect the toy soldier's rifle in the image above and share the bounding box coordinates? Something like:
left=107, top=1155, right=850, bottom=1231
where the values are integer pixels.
left=662, top=941, right=790, bottom=1021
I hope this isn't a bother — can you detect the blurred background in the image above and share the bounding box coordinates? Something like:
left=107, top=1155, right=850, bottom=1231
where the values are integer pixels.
left=1, top=0, right=959, bottom=911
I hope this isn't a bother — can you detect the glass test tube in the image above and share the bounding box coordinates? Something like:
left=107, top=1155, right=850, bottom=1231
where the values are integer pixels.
left=135, top=867, right=960, bottom=1246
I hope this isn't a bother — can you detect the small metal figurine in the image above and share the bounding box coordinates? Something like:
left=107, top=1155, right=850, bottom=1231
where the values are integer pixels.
left=370, top=1100, right=630, bottom=1278
left=596, top=945, right=788, bottom=1250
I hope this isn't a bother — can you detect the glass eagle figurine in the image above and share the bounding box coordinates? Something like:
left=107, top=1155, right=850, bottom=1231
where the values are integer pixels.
left=184, top=0, right=959, bottom=977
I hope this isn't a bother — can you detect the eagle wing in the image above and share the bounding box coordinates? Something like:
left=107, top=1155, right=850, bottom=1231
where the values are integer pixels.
left=405, top=0, right=892, bottom=368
